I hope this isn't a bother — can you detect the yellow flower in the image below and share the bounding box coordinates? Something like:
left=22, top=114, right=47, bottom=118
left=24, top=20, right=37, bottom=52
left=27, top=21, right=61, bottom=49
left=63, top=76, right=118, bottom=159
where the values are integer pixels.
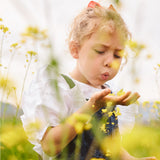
left=108, top=93, right=115, bottom=96
left=73, top=113, right=91, bottom=123
left=126, top=40, right=145, bottom=57
left=136, top=113, right=143, bottom=118
left=66, top=116, right=75, bottom=126
left=21, top=39, right=26, bottom=43
left=102, top=108, right=107, bottom=113
left=27, top=50, right=37, bottom=57
left=146, top=54, right=152, bottom=59
left=152, top=104, right=158, bottom=109
left=0, top=124, right=27, bottom=148
left=26, top=119, right=42, bottom=131
left=115, top=107, right=121, bottom=116
left=0, top=75, right=16, bottom=95
left=3, top=26, right=9, bottom=33
left=10, top=43, right=19, bottom=48
left=108, top=111, right=113, bottom=117
left=0, top=18, right=3, bottom=21
left=134, top=77, right=140, bottom=84
left=25, top=119, right=43, bottom=141
left=155, top=101, right=160, bottom=105
left=21, top=26, right=38, bottom=37
left=66, top=113, right=91, bottom=134
left=106, top=101, right=113, bottom=107
left=0, top=24, right=4, bottom=30
left=41, top=29, right=48, bottom=39
left=142, top=101, right=150, bottom=108
left=117, top=89, right=125, bottom=96
left=84, top=123, right=92, bottom=130
left=66, top=114, right=92, bottom=134
left=105, top=149, right=112, bottom=157
left=74, top=122, right=84, bottom=134
left=135, top=100, right=140, bottom=105
left=21, top=26, right=48, bottom=40
left=101, top=135, right=120, bottom=158
left=27, top=26, right=39, bottom=34
left=92, top=104, right=95, bottom=108
left=100, top=124, right=106, bottom=132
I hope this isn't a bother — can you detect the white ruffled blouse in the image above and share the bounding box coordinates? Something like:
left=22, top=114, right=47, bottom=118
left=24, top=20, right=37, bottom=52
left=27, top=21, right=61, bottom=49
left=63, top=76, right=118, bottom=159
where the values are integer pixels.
left=21, top=65, right=137, bottom=160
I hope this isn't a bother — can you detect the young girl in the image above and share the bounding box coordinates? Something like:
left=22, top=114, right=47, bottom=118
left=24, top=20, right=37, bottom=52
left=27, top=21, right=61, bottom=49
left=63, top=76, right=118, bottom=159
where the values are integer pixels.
left=21, top=1, right=157, bottom=160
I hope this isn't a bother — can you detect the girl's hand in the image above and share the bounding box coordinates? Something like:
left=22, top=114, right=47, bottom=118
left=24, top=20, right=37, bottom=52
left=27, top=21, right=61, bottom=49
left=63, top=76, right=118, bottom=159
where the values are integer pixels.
left=89, top=89, right=140, bottom=112
left=104, top=91, right=140, bottom=106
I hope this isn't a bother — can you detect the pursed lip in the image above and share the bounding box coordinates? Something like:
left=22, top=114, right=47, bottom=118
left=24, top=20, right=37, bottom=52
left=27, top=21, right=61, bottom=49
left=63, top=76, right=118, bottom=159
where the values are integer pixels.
left=101, top=72, right=109, bottom=81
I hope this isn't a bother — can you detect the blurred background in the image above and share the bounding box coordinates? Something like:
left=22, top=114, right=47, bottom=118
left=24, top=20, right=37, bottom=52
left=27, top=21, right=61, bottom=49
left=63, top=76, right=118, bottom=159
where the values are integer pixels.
left=0, top=1, right=160, bottom=159
left=0, top=0, right=160, bottom=104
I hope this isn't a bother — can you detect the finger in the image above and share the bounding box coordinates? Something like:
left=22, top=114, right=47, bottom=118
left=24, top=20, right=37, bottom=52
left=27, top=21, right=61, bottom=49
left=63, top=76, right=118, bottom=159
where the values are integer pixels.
left=116, top=91, right=131, bottom=102
left=92, top=88, right=111, bottom=101
left=97, top=88, right=111, bottom=99
left=122, top=92, right=140, bottom=105
left=104, top=91, right=131, bottom=105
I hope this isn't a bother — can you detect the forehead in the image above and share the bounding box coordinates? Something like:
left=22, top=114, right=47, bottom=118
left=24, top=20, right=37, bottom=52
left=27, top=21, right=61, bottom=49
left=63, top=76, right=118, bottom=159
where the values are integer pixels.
left=89, top=27, right=125, bottom=49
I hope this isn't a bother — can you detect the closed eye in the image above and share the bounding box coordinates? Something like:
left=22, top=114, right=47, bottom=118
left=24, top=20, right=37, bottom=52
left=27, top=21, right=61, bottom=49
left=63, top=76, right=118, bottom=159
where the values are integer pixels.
left=94, top=49, right=105, bottom=54
left=114, top=54, right=122, bottom=58
left=114, top=50, right=123, bottom=59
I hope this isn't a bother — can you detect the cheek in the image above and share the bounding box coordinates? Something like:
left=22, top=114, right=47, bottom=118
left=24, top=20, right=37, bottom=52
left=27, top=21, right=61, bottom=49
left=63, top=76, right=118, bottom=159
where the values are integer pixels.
left=86, top=52, right=100, bottom=66
left=88, top=51, right=97, bottom=59
left=79, top=53, right=96, bottom=71
left=90, top=56, right=102, bottom=70
left=111, top=59, right=121, bottom=70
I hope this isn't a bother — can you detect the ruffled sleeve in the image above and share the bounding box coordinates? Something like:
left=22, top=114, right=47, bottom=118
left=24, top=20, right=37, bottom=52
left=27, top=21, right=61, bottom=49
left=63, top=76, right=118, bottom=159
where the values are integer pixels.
left=20, top=66, right=79, bottom=156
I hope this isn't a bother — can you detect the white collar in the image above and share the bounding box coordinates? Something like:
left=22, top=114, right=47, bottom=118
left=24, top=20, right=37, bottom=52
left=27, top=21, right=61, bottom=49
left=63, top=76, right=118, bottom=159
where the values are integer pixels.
left=65, top=74, right=110, bottom=99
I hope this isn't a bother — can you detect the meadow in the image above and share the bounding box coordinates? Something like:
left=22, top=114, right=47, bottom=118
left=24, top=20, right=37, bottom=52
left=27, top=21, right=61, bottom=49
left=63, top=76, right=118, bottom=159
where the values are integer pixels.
left=1, top=1, right=160, bottom=159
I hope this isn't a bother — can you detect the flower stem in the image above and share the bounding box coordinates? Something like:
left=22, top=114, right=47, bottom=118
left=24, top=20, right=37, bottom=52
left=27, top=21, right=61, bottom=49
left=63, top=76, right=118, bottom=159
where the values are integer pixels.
left=16, top=56, right=32, bottom=118
left=0, top=33, right=4, bottom=64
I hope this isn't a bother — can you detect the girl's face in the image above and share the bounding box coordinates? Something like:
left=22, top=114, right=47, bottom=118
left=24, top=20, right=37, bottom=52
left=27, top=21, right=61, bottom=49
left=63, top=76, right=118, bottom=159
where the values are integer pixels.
left=71, top=28, right=125, bottom=88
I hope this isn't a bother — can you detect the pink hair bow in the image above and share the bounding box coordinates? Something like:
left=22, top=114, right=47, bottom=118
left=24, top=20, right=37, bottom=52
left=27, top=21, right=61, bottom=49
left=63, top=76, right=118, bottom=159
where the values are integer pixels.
left=87, top=1, right=116, bottom=12
left=87, top=1, right=102, bottom=8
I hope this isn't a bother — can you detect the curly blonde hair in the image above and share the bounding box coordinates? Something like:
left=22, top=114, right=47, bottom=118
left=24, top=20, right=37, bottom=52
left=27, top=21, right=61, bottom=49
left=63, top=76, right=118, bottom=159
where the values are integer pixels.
left=68, top=5, right=130, bottom=46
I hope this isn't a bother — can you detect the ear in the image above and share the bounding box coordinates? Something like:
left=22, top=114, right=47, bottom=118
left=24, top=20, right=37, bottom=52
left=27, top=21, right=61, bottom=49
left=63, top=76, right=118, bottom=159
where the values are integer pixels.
left=69, top=41, right=80, bottom=59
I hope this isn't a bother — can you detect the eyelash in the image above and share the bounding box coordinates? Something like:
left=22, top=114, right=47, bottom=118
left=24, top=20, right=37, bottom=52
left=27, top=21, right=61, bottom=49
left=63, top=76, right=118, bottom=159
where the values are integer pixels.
left=114, top=54, right=121, bottom=59
left=95, top=49, right=122, bottom=58
left=94, top=49, right=105, bottom=54
left=114, top=51, right=122, bottom=58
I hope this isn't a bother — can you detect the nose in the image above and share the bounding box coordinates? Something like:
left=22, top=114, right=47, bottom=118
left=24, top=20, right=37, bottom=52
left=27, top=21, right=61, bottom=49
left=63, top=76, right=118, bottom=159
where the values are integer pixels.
left=104, top=53, right=114, bottom=67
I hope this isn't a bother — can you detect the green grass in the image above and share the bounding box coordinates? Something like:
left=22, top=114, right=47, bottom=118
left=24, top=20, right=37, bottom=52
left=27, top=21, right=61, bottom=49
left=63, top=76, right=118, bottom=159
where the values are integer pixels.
left=0, top=118, right=39, bottom=160
left=1, top=118, right=160, bottom=160
left=122, top=122, right=160, bottom=159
